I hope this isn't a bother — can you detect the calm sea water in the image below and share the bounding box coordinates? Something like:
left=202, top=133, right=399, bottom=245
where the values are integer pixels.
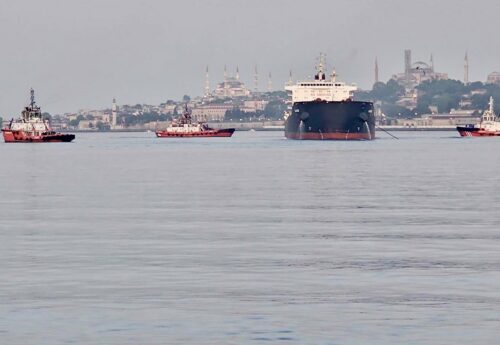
left=0, top=131, right=499, bottom=344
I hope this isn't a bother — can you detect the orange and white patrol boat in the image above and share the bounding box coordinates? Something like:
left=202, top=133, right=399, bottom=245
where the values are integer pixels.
left=155, top=105, right=234, bottom=138
left=457, top=96, right=500, bottom=137
left=2, top=89, right=75, bottom=143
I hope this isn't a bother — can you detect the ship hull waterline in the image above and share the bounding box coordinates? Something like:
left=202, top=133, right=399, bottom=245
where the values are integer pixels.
left=457, top=126, right=500, bottom=137
left=2, top=130, right=75, bottom=143
left=285, top=101, right=375, bottom=140
left=155, top=128, right=235, bottom=138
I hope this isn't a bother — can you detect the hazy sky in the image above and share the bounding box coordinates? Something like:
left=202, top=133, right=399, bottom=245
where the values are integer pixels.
left=1, top=0, right=499, bottom=115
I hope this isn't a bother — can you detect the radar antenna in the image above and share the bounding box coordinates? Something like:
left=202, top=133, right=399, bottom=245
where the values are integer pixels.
left=30, top=88, right=36, bottom=108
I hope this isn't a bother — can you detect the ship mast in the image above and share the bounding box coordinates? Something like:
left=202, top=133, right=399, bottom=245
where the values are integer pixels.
left=30, top=88, right=36, bottom=108
left=315, top=53, right=326, bottom=80
left=482, top=96, right=495, bottom=123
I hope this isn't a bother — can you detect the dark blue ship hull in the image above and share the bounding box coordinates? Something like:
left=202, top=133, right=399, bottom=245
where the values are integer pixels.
left=285, top=100, right=375, bottom=140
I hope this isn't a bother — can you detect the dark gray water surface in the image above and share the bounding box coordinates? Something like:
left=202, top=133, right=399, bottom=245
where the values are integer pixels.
left=1, top=131, right=499, bottom=344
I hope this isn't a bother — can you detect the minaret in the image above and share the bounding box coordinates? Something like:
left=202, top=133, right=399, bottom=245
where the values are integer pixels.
left=204, top=66, right=210, bottom=97
left=287, top=69, right=293, bottom=85
left=223, top=65, right=228, bottom=97
left=374, top=57, right=379, bottom=84
left=111, top=98, right=118, bottom=128
left=236, top=66, right=240, bottom=80
left=267, top=72, right=272, bottom=92
left=404, top=49, right=411, bottom=74
left=253, top=65, right=258, bottom=92
left=430, top=54, right=434, bottom=72
left=464, top=52, right=469, bottom=85
left=404, top=49, right=412, bottom=88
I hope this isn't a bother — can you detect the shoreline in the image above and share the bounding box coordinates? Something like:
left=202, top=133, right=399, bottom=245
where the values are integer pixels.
left=60, top=125, right=457, bottom=133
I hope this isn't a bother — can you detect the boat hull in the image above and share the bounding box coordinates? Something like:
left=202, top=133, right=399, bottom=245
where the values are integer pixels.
left=457, top=126, right=500, bottom=137
left=2, top=129, right=75, bottom=143
left=155, top=128, right=235, bottom=138
left=285, top=101, right=375, bottom=140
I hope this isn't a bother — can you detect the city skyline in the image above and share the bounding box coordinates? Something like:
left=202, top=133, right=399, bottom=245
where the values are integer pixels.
left=1, top=0, right=500, bottom=115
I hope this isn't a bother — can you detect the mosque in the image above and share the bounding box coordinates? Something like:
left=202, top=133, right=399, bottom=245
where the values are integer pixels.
left=209, top=66, right=251, bottom=98
left=203, top=65, right=274, bottom=99
left=391, top=50, right=449, bottom=89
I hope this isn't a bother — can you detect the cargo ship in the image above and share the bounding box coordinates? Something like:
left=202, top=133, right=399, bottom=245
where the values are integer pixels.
left=155, top=105, right=234, bottom=138
left=457, top=96, right=500, bottom=137
left=284, top=54, right=375, bottom=140
left=2, top=89, right=75, bottom=143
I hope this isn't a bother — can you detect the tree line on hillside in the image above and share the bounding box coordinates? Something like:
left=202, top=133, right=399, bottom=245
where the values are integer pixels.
left=119, top=112, right=172, bottom=126
left=356, top=79, right=500, bottom=118
left=68, top=112, right=172, bottom=128
left=224, top=100, right=287, bottom=121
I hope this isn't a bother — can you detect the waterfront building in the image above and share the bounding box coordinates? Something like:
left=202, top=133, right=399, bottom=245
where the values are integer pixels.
left=242, top=100, right=268, bottom=112
left=191, top=104, right=234, bottom=122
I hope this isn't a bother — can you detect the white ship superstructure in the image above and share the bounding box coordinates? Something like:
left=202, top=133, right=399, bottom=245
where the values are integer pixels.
left=9, top=89, right=50, bottom=133
left=457, top=96, right=500, bottom=137
left=165, top=122, right=207, bottom=134
left=285, top=54, right=357, bottom=103
left=478, top=97, right=500, bottom=131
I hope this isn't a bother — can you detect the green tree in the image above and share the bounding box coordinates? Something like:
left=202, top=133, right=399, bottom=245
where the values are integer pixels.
left=370, top=80, right=405, bottom=103
left=224, top=108, right=245, bottom=121
left=414, top=92, right=432, bottom=115
left=69, top=114, right=85, bottom=128
left=381, top=104, right=413, bottom=118
left=96, top=121, right=110, bottom=131
left=264, top=100, right=286, bottom=120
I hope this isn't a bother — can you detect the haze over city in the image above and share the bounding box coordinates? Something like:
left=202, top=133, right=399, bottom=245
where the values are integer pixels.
left=0, top=0, right=498, bottom=115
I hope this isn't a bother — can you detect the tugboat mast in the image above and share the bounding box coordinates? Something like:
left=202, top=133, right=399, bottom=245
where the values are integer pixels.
left=30, top=88, right=36, bottom=108
left=482, top=96, right=495, bottom=123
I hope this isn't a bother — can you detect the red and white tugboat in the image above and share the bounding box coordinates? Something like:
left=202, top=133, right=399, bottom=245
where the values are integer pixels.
left=457, top=97, right=500, bottom=137
left=155, top=105, right=234, bottom=138
left=2, top=89, right=75, bottom=143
